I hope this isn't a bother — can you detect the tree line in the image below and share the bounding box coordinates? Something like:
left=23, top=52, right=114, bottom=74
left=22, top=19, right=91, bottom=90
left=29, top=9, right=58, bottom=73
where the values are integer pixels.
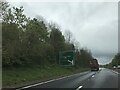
left=2, top=2, right=93, bottom=68
left=108, top=53, right=120, bottom=67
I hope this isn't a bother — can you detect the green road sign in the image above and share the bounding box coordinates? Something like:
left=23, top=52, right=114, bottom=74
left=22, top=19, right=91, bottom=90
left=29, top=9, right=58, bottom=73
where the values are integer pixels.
left=59, top=50, right=74, bottom=66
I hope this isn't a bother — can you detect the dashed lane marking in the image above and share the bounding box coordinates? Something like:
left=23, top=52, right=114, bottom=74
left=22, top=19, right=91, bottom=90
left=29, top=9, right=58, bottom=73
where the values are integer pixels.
left=76, top=86, right=83, bottom=90
left=92, top=75, right=95, bottom=77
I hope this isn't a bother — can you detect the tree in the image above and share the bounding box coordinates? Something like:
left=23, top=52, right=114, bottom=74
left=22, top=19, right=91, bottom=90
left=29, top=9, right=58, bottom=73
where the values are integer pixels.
left=1, top=1, right=10, bottom=21
left=23, top=18, right=49, bottom=65
left=49, top=23, right=65, bottom=64
left=2, top=2, right=29, bottom=67
left=64, top=30, right=75, bottom=51
left=75, top=48, right=93, bottom=67
left=111, top=53, right=120, bottom=66
left=64, top=30, right=73, bottom=43
left=2, top=3, right=28, bottom=29
left=2, top=23, right=22, bottom=66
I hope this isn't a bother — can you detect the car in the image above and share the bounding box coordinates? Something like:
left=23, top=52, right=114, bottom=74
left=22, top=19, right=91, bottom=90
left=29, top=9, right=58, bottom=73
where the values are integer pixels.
left=113, top=66, right=116, bottom=69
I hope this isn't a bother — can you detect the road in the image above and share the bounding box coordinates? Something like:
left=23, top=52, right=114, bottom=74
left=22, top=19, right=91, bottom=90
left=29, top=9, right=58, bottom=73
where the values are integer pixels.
left=18, top=68, right=119, bottom=90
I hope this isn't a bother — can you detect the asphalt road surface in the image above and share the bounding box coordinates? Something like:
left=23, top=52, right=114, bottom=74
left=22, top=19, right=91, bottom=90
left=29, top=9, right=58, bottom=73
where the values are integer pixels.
left=18, top=68, right=119, bottom=90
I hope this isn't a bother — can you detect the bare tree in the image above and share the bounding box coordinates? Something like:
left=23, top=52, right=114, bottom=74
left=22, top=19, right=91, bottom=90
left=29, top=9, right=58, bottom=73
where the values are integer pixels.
left=64, top=30, right=73, bottom=43
left=74, top=40, right=81, bottom=51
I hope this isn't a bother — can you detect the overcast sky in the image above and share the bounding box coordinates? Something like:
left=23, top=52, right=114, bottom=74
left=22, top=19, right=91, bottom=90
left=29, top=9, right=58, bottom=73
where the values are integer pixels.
left=8, top=1, right=118, bottom=65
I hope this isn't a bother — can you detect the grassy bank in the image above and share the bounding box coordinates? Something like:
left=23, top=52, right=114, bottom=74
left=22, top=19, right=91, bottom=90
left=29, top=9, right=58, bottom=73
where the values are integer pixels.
left=3, top=65, right=90, bottom=88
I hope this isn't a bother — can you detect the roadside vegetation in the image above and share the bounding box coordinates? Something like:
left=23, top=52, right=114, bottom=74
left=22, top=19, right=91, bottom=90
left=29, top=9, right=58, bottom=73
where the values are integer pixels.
left=2, top=1, right=93, bottom=87
left=104, top=53, right=120, bottom=68
left=3, top=65, right=89, bottom=87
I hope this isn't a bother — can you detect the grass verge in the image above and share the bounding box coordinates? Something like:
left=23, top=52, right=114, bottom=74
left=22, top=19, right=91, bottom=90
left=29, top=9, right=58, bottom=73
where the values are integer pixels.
left=3, top=65, right=90, bottom=88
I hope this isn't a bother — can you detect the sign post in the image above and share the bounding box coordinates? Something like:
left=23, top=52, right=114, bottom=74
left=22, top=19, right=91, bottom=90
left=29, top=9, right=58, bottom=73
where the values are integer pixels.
left=59, top=50, right=74, bottom=66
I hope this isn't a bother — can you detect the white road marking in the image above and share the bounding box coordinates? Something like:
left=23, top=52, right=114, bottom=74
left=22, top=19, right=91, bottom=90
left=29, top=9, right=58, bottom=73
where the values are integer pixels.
left=16, top=79, right=56, bottom=89
left=17, top=76, right=67, bottom=90
left=16, top=72, right=89, bottom=90
left=76, top=86, right=83, bottom=90
left=92, top=75, right=95, bottom=77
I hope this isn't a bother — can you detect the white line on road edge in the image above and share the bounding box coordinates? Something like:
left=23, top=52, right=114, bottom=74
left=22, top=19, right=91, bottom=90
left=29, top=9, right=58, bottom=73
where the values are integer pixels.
left=16, top=76, right=67, bottom=90
left=16, top=71, right=89, bottom=90
left=76, top=86, right=83, bottom=90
